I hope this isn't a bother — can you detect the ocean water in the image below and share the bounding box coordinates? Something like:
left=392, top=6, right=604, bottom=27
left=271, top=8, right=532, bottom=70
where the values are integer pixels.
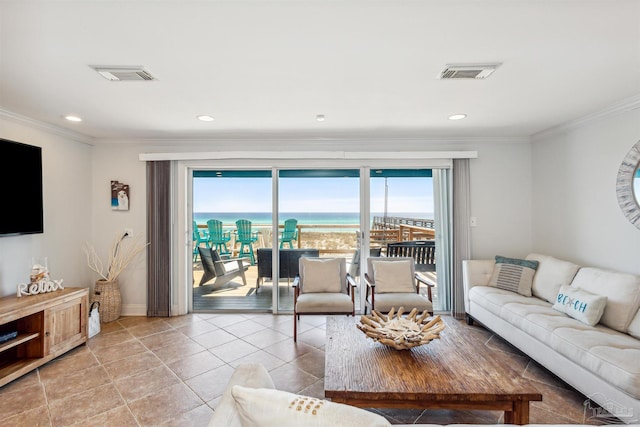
left=194, top=212, right=433, bottom=231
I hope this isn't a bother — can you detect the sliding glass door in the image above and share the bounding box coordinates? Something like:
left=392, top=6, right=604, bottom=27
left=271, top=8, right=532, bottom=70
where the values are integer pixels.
left=189, top=165, right=446, bottom=313
left=277, top=169, right=361, bottom=312
left=192, top=170, right=272, bottom=311
left=369, top=169, right=440, bottom=310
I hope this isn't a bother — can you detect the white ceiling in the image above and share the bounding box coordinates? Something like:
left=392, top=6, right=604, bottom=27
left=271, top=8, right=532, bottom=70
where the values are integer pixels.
left=1, top=0, right=639, bottom=142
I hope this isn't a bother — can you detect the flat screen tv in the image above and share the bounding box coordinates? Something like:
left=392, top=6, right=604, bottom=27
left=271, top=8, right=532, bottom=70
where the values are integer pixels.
left=0, top=138, right=44, bottom=236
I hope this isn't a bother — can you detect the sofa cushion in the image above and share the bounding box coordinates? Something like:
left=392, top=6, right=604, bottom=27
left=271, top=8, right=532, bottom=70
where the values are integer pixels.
left=550, top=327, right=640, bottom=399
left=571, top=267, right=640, bottom=332
left=552, top=285, right=607, bottom=326
left=300, top=258, right=342, bottom=293
left=489, top=255, right=538, bottom=296
left=500, top=301, right=588, bottom=344
left=468, top=286, right=538, bottom=318
left=372, top=259, right=415, bottom=293
left=230, top=386, right=392, bottom=427
left=526, top=253, right=580, bottom=303
left=628, top=309, right=640, bottom=339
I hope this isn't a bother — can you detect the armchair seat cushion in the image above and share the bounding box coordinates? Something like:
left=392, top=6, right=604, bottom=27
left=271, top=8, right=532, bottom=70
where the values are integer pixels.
left=370, top=293, right=432, bottom=313
left=295, top=293, right=353, bottom=313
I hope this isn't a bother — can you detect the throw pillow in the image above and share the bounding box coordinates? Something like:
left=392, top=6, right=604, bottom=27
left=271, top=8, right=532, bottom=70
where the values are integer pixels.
left=525, top=253, right=580, bottom=304
left=372, top=259, right=414, bottom=293
left=301, top=258, right=342, bottom=293
left=207, top=363, right=276, bottom=427
left=231, top=386, right=392, bottom=427
left=570, top=267, right=640, bottom=332
left=488, top=255, right=539, bottom=297
left=627, top=310, right=640, bottom=340
left=552, top=285, right=607, bottom=326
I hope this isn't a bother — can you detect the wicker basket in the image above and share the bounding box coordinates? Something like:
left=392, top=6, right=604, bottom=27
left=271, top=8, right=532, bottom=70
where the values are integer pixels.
left=91, top=280, right=122, bottom=323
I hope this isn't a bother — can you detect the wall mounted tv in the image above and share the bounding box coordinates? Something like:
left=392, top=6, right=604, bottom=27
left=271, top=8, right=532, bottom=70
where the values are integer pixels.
left=0, top=138, right=44, bottom=236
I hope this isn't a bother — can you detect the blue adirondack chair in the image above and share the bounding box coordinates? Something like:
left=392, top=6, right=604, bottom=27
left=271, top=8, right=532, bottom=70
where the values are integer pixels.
left=193, top=220, right=210, bottom=262
left=235, top=219, right=259, bottom=265
left=207, top=219, right=232, bottom=255
left=279, top=218, right=298, bottom=249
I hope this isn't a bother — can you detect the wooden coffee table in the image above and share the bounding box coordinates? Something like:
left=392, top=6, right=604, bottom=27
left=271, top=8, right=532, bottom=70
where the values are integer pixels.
left=324, top=316, right=542, bottom=424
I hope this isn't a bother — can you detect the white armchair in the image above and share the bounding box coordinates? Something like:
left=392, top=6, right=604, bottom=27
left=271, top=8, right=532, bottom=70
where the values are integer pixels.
left=292, top=257, right=357, bottom=342
left=364, top=257, right=433, bottom=315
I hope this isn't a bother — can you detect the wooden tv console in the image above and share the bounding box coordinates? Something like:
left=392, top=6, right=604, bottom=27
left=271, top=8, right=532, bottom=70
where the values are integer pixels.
left=0, top=287, right=88, bottom=387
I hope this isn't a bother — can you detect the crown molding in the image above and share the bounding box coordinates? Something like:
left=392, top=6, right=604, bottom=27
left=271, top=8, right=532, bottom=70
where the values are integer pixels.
left=0, top=109, right=94, bottom=145
left=532, top=93, right=640, bottom=142
left=103, top=135, right=529, bottom=146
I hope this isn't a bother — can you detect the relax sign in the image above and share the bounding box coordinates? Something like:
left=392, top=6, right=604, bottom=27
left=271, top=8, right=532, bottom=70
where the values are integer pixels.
left=17, top=279, right=64, bottom=297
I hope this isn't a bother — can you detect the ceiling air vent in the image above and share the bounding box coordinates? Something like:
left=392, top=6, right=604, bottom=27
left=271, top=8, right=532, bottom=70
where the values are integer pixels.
left=90, top=66, right=156, bottom=81
left=438, top=63, right=501, bottom=80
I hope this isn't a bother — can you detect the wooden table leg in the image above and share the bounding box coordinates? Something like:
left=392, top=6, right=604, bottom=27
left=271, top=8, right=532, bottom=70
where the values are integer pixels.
left=504, top=400, right=530, bottom=425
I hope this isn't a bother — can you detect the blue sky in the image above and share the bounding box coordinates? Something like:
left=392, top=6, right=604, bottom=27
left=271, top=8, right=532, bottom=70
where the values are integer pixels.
left=194, top=177, right=433, bottom=213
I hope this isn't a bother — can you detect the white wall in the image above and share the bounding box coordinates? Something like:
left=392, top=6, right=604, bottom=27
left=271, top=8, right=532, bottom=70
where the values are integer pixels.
left=532, top=108, right=640, bottom=275
left=5, top=105, right=638, bottom=313
left=467, top=142, right=533, bottom=259
left=89, top=138, right=534, bottom=314
left=0, top=112, right=535, bottom=310
left=0, top=117, right=93, bottom=297
left=90, top=144, right=148, bottom=315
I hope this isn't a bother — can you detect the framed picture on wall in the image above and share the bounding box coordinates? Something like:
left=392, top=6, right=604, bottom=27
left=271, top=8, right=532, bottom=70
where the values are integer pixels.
left=111, top=181, right=130, bottom=211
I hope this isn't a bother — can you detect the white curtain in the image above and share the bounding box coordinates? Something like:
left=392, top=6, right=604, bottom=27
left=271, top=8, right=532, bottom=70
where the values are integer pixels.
left=451, top=159, right=471, bottom=318
left=433, top=168, right=452, bottom=312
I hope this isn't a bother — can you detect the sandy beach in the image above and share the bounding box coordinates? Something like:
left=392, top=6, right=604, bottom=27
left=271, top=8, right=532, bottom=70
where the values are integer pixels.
left=250, top=228, right=359, bottom=252
left=296, top=231, right=358, bottom=251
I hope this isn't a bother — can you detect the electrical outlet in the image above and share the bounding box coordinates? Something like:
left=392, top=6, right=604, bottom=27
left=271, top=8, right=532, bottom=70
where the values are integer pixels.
left=470, top=217, right=477, bottom=227
left=124, top=228, right=133, bottom=236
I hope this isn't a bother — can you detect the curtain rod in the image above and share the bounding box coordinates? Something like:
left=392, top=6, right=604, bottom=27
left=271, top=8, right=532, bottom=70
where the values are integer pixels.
left=138, top=151, right=478, bottom=161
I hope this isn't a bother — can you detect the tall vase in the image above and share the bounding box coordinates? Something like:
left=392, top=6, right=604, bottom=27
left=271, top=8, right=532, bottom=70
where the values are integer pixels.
left=91, top=280, right=122, bottom=323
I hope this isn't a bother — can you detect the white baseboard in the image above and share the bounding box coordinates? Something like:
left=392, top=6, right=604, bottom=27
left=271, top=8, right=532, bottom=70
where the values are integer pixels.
left=121, top=304, right=146, bottom=317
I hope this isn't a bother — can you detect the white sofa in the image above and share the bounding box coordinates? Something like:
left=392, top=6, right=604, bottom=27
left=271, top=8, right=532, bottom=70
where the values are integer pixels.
left=463, top=254, right=640, bottom=425
left=208, top=362, right=597, bottom=427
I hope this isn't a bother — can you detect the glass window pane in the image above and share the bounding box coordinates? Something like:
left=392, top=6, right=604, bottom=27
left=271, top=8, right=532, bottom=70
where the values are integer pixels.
left=277, top=170, right=361, bottom=312
left=369, top=170, right=438, bottom=310
left=192, top=171, right=272, bottom=311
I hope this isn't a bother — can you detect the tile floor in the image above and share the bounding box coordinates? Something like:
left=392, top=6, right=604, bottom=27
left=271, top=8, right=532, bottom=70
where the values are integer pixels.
left=0, top=313, right=622, bottom=426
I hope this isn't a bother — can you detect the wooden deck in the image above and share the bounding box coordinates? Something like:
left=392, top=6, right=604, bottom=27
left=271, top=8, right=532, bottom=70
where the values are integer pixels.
left=192, top=217, right=437, bottom=312
left=192, top=260, right=436, bottom=312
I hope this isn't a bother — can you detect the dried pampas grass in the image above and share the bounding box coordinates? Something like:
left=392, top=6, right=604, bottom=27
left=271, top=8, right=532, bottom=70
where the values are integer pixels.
left=84, top=233, right=149, bottom=282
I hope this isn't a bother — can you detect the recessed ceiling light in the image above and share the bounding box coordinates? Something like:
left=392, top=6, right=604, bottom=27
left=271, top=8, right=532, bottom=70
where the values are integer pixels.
left=448, top=114, right=467, bottom=121
left=197, top=115, right=215, bottom=122
left=316, top=114, right=325, bottom=122
left=64, top=115, right=82, bottom=122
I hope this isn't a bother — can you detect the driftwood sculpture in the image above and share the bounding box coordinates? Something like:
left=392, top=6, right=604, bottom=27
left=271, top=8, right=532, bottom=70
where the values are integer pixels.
left=357, top=306, right=445, bottom=350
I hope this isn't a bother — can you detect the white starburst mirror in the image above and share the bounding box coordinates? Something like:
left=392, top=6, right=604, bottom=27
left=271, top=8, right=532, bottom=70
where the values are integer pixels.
left=616, top=140, right=640, bottom=229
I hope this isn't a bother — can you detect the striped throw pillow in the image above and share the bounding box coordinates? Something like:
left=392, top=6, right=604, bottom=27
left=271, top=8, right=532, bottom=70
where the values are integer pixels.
left=489, top=256, right=539, bottom=297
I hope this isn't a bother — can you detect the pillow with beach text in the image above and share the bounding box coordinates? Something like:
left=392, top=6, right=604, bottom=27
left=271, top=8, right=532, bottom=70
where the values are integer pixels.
left=489, top=255, right=539, bottom=297
left=552, top=285, right=607, bottom=326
